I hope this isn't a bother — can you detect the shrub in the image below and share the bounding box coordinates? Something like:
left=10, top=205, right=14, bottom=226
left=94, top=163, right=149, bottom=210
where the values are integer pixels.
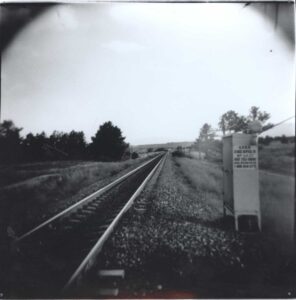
left=172, top=150, right=185, bottom=157
left=131, top=152, right=139, bottom=159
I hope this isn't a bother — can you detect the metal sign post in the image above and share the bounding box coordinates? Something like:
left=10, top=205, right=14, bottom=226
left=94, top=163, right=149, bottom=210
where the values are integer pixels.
left=223, top=133, right=261, bottom=232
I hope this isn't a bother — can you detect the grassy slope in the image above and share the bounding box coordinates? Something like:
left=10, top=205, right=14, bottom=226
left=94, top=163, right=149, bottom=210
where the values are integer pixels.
left=175, top=140, right=295, bottom=256
left=258, top=141, right=294, bottom=254
left=174, top=158, right=223, bottom=212
left=259, top=141, right=294, bottom=176
left=0, top=157, right=152, bottom=237
left=260, top=171, right=295, bottom=255
left=0, top=161, right=90, bottom=187
left=172, top=146, right=295, bottom=296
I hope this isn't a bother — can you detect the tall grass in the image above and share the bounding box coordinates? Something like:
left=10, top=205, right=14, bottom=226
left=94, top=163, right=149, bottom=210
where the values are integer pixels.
left=0, top=161, right=95, bottom=187
left=260, top=171, right=295, bottom=255
left=174, top=157, right=223, bottom=211
left=175, top=148, right=295, bottom=255
left=259, top=141, right=294, bottom=176
left=0, top=157, right=149, bottom=236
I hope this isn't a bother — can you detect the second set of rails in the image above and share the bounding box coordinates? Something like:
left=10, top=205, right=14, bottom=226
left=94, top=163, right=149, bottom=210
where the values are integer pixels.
left=9, top=153, right=167, bottom=298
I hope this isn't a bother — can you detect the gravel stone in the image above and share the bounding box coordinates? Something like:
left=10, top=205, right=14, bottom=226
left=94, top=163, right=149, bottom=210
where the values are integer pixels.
left=89, top=154, right=295, bottom=298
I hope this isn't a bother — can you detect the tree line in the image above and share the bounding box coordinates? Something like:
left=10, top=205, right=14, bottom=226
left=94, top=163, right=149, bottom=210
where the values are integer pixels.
left=0, top=120, right=129, bottom=164
left=194, top=106, right=293, bottom=160
left=258, top=135, right=294, bottom=145
left=198, top=106, right=272, bottom=142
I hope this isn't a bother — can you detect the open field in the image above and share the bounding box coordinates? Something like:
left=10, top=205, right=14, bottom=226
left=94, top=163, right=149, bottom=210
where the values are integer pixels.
left=174, top=157, right=223, bottom=212
left=259, top=140, right=295, bottom=176
left=175, top=140, right=295, bottom=257
left=0, top=161, right=94, bottom=187
left=134, top=141, right=193, bottom=153
left=260, top=171, right=295, bottom=255
left=186, top=139, right=294, bottom=175
left=0, top=156, right=153, bottom=237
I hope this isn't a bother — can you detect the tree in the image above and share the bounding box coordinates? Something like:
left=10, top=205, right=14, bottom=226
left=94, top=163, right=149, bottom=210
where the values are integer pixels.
left=258, top=135, right=273, bottom=145
left=66, top=131, right=87, bottom=159
left=89, top=121, right=128, bottom=161
left=248, top=106, right=270, bottom=123
left=218, top=111, right=247, bottom=135
left=172, top=146, right=185, bottom=157
left=280, top=135, right=288, bottom=144
left=48, top=131, right=68, bottom=159
left=196, top=123, right=216, bottom=159
left=199, top=123, right=215, bottom=141
left=23, top=132, right=49, bottom=161
left=131, top=152, right=139, bottom=159
left=0, top=120, right=23, bottom=163
left=49, top=130, right=86, bottom=159
left=219, top=107, right=271, bottom=135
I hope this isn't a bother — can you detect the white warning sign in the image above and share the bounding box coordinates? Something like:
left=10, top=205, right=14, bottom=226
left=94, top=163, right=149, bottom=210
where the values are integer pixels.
left=233, top=145, right=257, bottom=169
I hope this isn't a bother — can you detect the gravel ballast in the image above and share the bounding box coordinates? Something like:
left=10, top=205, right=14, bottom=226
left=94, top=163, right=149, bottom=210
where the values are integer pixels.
left=85, top=154, right=295, bottom=298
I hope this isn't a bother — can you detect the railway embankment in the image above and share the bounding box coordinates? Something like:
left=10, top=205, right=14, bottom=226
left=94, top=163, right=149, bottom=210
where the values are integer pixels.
left=92, top=154, right=295, bottom=298
left=0, top=156, right=154, bottom=238
left=3, top=154, right=164, bottom=298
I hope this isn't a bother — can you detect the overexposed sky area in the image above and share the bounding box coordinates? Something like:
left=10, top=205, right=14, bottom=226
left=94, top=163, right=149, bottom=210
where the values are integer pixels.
left=1, top=3, right=295, bottom=144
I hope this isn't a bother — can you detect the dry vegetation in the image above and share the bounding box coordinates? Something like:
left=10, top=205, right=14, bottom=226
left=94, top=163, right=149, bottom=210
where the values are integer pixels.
left=178, top=140, right=295, bottom=259
left=0, top=161, right=91, bottom=187
left=258, top=141, right=295, bottom=254
left=259, top=141, right=294, bottom=176
left=260, top=171, right=295, bottom=255
left=174, top=157, right=223, bottom=211
left=178, top=141, right=295, bottom=242
left=0, top=157, right=152, bottom=237
left=97, top=153, right=295, bottom=298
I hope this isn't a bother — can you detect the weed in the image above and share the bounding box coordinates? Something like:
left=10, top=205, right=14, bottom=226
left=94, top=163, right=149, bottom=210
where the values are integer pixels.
left=258, top=141, right=294, bottom=176
left=175, top=145, right=295, bottom=256
left=259, top=171, right=295, bottom=255
left=0, top=157, right=149, bottom=236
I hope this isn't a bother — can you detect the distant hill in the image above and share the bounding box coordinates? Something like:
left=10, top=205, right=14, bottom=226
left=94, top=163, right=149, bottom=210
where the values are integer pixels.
left=133, top=141, right=194, bottom=152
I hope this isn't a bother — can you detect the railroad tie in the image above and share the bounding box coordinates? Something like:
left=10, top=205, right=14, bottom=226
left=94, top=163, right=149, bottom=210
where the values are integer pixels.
left=82, top=207, right=97, bottom=212
left=98, top=224, right=109, bottom=230
left=97, top=288, right=119, bottom=297
left=98, top=269, right=125, bottom=279
left=68, top=218, right=83, bottom=223
left=97, top=269, right=125, bottom=297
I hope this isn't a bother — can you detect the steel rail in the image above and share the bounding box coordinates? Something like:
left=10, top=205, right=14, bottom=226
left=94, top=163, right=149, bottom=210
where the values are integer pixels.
left=16, top=154, right=163, bottom=242
left=62, top=153, right=167, bottom=292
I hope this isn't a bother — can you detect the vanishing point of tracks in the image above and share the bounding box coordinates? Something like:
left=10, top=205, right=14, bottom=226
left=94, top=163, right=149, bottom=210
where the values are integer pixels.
left=9, top=153, right=166, bottom=298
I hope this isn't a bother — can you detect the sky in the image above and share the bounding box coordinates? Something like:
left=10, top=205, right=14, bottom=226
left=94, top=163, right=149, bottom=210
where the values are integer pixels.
left=1, top=3, right=295, bottom=145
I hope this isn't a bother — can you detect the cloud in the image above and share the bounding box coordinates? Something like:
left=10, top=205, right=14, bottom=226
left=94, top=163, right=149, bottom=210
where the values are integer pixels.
left=55, top=6, right=78, bottom=30
left=101, top=40, right=145, bottom=53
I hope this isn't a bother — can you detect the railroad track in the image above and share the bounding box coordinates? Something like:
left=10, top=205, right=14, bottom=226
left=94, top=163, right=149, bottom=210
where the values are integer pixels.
left=8, top=153, right=166, bottom=298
